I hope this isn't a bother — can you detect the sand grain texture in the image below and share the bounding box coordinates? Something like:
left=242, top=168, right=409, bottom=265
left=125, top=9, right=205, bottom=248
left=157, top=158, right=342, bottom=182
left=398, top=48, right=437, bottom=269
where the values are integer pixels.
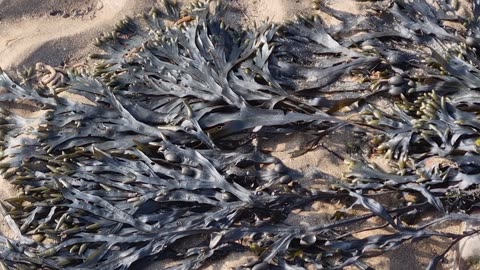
left=0, top=175, right=16, bottom=239
left=0, top=0, right=175, bottom=70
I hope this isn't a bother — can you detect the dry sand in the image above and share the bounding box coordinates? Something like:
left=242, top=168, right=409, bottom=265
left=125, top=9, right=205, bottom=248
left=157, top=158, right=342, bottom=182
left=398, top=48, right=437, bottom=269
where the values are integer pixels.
left=0, top=0, right=350, bottom=71
left=0, top=0, right=463, bottom=269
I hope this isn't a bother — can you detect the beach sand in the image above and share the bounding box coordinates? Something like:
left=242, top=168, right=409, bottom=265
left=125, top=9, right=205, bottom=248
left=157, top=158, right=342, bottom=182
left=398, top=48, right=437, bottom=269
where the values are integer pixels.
left=0, top=0, right=461, bottom=269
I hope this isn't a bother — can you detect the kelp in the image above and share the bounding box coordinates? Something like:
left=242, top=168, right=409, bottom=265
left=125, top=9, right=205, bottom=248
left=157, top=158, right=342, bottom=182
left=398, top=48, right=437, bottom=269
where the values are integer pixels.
left=2, top=0, right=480, bottom=269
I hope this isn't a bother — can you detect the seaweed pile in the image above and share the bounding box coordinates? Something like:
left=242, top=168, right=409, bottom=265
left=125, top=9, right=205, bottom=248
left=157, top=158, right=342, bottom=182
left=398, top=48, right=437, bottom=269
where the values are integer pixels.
left=1, top=0, right=480, bottom=269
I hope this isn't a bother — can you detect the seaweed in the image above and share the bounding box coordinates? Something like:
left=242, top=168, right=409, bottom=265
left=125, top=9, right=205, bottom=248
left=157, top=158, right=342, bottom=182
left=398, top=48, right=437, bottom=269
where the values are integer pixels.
left=2, top=0, right=480, bottom=269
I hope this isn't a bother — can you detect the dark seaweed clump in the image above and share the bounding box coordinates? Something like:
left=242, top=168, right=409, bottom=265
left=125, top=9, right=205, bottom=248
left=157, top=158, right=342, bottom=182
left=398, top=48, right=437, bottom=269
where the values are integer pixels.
left=1, top=0, right=480, bottom=269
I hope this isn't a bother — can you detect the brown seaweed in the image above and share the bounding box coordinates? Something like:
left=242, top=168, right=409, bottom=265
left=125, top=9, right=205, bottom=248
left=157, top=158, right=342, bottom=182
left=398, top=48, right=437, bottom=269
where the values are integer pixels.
left=2, top=0, right=480, bottom=269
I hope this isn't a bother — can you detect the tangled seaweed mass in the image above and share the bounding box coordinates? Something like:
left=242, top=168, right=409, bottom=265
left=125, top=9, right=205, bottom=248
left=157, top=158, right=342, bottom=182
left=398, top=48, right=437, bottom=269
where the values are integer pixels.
left=2, top=0, right=480, bottom=269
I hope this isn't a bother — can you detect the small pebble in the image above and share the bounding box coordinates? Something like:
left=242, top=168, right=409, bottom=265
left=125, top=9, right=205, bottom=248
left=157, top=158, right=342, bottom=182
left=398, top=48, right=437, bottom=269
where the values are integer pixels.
left=388, top=75, right=405, bottom=86
left=279, top=175, right=291, bottom=184
left=389, top=86, right=404, bottom=96
left=466, top=36, right=478, bottom=47
left=300, top=234, right=317, bottom=246
left=274, top=163, right=287, bottom=174
left=165, top=153, right=180, bottom=163
left=387, top=52, right=409, bottom=67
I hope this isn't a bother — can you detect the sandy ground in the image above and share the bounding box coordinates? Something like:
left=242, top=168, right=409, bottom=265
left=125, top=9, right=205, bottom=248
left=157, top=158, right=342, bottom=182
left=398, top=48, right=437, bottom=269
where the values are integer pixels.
left=0, top=0, right=464, bottom=269
left=0, top=0, right=316, bottom=71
